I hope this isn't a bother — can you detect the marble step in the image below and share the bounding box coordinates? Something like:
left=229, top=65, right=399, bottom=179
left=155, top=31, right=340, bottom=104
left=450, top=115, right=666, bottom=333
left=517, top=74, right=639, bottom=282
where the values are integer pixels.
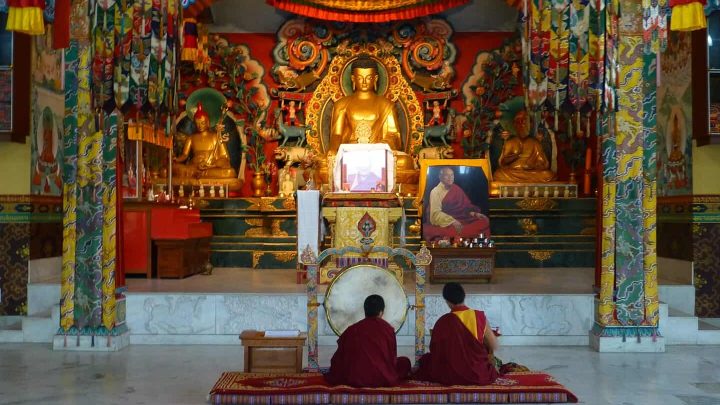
left=698, top=319, right=720, bottom=345
left=27, top=282, right=61, bottom=316
left=0, top=319, right=23, bottom=343
left=22, top=305, right=59, bottom=343
left=658, top=284, right=695, bottom=315
left=663, top=307, right=699, bottom=345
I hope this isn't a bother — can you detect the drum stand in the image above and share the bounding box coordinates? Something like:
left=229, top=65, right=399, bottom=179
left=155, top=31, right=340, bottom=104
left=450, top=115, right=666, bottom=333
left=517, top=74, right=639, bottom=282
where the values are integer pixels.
left=300, top=242, right=432, bottom=370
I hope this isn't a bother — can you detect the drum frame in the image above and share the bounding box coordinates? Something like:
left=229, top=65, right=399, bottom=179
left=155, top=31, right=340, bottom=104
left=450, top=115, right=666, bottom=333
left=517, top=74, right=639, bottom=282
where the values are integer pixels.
left=300, top=243, right=432, bottom=370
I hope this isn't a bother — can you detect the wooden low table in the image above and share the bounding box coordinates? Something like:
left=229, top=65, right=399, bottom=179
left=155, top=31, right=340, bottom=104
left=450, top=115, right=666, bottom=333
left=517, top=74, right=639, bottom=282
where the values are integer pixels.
left=429, top=247, right=496, bottom=283
left=239, top=330, right=307, bottom=373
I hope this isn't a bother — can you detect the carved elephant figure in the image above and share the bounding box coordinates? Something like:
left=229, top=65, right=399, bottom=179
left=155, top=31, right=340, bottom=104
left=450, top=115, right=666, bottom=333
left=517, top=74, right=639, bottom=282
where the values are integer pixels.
left=274, top=145, right=311, bottom=166
left=423, top=108, right=456, bottom=146
left=275, top=109, right=308, bottom=147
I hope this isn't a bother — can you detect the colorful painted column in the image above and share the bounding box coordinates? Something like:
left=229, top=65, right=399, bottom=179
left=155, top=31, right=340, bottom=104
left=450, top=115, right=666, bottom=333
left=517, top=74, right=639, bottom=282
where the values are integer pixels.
left=55, top=8, right=127, bottom=349
left=591, top=0, right=662, bottom=352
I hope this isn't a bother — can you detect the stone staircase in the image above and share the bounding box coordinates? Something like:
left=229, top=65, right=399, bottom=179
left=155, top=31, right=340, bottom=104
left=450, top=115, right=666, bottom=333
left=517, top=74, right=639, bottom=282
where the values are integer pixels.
left=658, top=283, right=720, bottom=345
left=0, top=258, right=60, bottom=343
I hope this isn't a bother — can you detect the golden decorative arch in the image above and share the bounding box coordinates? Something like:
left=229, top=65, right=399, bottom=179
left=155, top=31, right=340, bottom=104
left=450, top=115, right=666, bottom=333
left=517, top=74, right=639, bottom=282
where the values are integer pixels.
left=304, top=42, right=424, bottom=157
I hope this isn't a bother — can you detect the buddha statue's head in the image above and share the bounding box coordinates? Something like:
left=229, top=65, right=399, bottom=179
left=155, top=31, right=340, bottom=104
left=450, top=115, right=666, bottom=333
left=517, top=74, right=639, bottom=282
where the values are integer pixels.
left=513, top=109, right=531, bottom=139
left=193, top=102, right=211, bottom=132
left=351, top=58, right=379, bottom=93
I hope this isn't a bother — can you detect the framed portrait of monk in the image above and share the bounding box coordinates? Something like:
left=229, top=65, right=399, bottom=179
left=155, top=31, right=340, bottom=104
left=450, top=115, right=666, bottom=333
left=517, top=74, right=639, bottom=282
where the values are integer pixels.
left=418, top=159, right=492, bottom=243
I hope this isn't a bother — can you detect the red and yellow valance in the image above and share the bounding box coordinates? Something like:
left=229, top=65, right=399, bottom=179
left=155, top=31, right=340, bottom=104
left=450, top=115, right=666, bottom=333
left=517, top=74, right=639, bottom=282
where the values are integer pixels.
left=670, top=0, right=707, bottom=31
left=265, top=0, right=469, bottom=22
left=5, top=0, right=45, bottom=35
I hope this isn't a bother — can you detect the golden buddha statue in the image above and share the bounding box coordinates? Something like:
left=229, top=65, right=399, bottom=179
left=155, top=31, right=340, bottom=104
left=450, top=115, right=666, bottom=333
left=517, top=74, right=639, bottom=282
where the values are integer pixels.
left=329, top=58, right=403, bottom=152
left=493, top=109, right=555, bottom=182
left=322, top=58, right=415, bottom=186
left=173, top=102, right=241, bottom=190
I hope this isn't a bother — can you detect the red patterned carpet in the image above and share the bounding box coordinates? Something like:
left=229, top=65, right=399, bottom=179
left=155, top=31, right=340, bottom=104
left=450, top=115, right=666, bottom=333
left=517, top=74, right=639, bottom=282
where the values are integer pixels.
left=208, top=371, right=578, bottom=404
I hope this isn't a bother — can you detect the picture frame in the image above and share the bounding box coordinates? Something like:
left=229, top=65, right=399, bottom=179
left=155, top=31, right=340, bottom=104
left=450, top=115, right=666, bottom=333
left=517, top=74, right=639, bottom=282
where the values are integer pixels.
left=418, top=159, right=492, bottom=243
left=339, top=148, right=389, bottom=192
left=122, top=140, right=142, bottom=200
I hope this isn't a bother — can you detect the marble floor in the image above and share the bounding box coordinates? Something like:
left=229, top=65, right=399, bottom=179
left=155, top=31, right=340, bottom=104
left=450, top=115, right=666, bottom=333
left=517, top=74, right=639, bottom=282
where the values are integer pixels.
left=1, top=344, right=720, bottom=405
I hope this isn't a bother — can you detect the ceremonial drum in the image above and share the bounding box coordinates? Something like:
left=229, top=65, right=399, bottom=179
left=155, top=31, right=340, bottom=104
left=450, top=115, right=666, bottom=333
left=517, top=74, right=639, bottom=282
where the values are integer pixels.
left=324, top=264, right=408, bottom=336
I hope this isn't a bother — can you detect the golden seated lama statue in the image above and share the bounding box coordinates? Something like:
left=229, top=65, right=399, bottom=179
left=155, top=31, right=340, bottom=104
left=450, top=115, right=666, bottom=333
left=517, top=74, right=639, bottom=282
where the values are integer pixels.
left=173, top=102, right=241, bottom=190
left=493, top=109, right=555, bottom=183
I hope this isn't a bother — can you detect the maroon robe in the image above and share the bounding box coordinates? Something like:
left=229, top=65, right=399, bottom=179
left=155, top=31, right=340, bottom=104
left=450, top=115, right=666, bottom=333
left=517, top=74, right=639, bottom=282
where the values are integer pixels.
left=413, top=307, right=499, bottom=385
left=423, top=183, right=490, bottom=241
left=325, top=317, right=411, bottom=387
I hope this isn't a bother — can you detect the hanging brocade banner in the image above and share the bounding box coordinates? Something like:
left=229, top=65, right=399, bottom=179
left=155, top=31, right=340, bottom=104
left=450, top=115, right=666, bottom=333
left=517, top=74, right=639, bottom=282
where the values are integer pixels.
left=522, top=0, right=623, bottom=114
left=643, top=0, right=669, bottom=53
left=85, top=0, right=179, bottom=112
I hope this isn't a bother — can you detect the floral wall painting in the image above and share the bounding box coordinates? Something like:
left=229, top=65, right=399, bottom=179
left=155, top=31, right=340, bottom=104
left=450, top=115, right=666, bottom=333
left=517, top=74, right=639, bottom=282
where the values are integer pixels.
left=30, top=87, right=64, bottom=196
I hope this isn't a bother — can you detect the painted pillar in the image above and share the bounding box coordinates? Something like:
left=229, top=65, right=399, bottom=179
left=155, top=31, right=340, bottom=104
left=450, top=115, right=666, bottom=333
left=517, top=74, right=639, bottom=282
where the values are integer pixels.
left=56, top=0, right=124, bottom=348
left=591, top=0, right=662, bottom=351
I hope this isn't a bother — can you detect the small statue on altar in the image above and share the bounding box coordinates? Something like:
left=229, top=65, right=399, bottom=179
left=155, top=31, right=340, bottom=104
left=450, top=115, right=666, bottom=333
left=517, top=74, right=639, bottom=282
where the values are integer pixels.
left=279, top=169, right=296, bottom=198
left=493, top=109, right=555, bottom=183
left=425, top=99, right=447, bottom=126
left=173, top=103, right=238, bottom=184
left=281, top=99, right=303, bottom=126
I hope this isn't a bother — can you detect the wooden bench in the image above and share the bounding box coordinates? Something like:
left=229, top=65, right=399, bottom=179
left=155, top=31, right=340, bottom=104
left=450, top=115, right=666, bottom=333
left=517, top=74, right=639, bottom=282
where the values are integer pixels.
left=239, top=330, right=307, bottom=373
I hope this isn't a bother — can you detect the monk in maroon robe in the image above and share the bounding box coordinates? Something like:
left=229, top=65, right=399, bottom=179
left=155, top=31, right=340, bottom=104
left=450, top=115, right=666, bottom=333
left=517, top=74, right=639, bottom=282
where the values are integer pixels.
left=423, top=167, right=490, bottom=242
left=325, top=295, right=411, bottom=387
left=413, top=282, right=499, bottom=385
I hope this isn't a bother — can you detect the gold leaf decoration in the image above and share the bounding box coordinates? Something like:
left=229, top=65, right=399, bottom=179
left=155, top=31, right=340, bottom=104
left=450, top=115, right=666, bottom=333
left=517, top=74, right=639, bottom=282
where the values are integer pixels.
left=528, top=250, right=553, bottom=262
left=516, top=198, right=558, bottom=211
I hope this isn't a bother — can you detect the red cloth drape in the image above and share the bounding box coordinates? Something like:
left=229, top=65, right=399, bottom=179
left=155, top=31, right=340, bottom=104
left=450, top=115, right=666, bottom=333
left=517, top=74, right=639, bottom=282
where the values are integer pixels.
left=265, top=0, right=469, bottom=22
left=52, top=0, right=70, bottom=49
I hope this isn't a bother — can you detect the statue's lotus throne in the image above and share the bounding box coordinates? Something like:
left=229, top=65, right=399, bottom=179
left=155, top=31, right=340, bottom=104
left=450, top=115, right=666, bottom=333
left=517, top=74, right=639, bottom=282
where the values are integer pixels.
left=304, top=43, right=425, bottom=194
left=174, top=88, right=247, bottom=191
